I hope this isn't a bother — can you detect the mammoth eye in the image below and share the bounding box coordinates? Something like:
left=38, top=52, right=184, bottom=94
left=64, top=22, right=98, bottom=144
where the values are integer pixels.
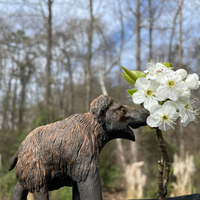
left=120, top=107, right=126, bottom=114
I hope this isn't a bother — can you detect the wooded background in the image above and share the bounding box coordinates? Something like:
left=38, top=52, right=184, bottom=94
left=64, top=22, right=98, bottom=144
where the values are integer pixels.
left=0, top=0, right=200, bottom=199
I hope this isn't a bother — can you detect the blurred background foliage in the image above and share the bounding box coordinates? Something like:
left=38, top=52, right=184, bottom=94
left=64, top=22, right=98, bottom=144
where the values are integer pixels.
left=0, top=0, right=200, bottom=199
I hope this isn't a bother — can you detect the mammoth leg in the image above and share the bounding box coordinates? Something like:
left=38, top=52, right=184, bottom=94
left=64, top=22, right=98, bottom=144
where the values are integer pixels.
left=33, top=187, right=49, bottom=200
left=77, top=170, right=103, bottom=200
left=72, top=182, right=80, bottom=200
left=11, top=181, right=28, bottom=200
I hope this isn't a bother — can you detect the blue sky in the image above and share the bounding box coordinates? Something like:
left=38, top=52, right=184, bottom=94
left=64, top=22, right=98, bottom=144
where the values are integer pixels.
left=0, top=0, right=200, bottom=74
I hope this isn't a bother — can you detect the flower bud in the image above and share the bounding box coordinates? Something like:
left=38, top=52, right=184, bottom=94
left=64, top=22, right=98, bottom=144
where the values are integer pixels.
left=185, top=73, right=200, bottom=90
left=176, top=69, right=187, bottom=79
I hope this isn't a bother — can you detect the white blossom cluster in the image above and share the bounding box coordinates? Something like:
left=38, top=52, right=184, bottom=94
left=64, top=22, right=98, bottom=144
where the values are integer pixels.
left=132, top=62, right=200, bottom=131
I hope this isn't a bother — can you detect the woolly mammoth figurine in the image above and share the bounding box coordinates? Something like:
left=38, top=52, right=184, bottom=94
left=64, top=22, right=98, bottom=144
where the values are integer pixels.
left=9, top=95, right=149, bottom=200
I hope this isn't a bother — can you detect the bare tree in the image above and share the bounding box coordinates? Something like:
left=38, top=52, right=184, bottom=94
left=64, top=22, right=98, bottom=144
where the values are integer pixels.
left=85, top=0, right=94, bottom=111
left=148, top=0, right=165, bottom=61
left=178, top=0, right=183, bottom=69
left=178, top=0, right=185, bottom=158
left=1, top=68, right=13, bottom=132
left=168, top=4, right=180, bottom=62
left=148, top=0, right=153, bottom=60
left=44, top=0, right=53, bottom=106
left=63, top=51, right=74, bottom=115
left=97, top=0, right=126, bottom=97
left=14, top=56, right=35, bottom=129
left=2, top=30, right=36, bottom=130
left=136, top=0, right=141, bottom=70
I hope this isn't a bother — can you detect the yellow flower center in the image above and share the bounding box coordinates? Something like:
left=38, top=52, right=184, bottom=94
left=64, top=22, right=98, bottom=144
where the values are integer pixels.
left=145, top=89, right=153, bottom=97
left=162, top=114, right=169, bottom=121
left=184, top=103, right=192, bottom=111
left=185, top=104, right=189, bottom=109
left=167, top=80, right=175, bottom=88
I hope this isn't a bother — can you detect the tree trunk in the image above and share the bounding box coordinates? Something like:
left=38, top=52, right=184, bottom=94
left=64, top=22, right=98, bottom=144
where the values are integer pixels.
left=156, top=128, right=170, bottom=200
left=99, top=71, right=108, bottom=95
left=0, top=47, right=3, bottom=90
left=168, top=7, right=180, bottom=62
left=11, top=82, right=17, bottom=130
left=148, top=0, right=153, bottom=60
left=18, top=65, right=26, bottom=130
left=45, top=0, right=53, bottom=106
left=66, top=52, right=74, bottom=115
left=136, top=0, right=141, bottom=71
left=85, top=0, right=93, bottom=112
left=130, top=129, right=139, bottom=162
left=178, top=0, right=183, bottom=69
left=116, top=139, right=126, bottom=171
left=0, top=154, right=1, bottom=171
left=2, top=69, right=13, bottom=131
left=178, top=0, right=184, bottom=158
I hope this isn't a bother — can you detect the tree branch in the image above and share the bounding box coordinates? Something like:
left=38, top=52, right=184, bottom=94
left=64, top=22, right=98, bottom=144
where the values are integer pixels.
left=156, top=128, right=170, bottom=200
left=39, top=0, right=47, bottom=22
left=168, top=4, right=180, bottom=62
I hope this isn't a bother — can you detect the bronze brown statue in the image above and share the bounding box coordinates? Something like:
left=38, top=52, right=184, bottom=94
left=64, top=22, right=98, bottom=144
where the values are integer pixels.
left=9, top=95, right=149, bottom=200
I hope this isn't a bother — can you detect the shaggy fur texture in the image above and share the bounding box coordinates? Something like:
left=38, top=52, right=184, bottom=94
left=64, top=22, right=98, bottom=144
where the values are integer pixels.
left=9, top=95, right=149, bottom=200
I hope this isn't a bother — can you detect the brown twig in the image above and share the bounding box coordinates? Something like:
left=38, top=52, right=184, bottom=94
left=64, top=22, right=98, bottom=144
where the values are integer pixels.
left=156, top=128, right=170, bottom=200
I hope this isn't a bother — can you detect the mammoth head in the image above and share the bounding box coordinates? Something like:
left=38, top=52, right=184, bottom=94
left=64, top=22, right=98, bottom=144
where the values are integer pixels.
left=90, top=95, right=149, bottom=142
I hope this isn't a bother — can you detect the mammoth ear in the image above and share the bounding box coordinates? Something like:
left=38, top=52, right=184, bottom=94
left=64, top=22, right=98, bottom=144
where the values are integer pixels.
left=90, top=95, right=113, bottom=126
left=91, top=107, right=106, bottom=126
left=96, top=107, right=106, bottom=126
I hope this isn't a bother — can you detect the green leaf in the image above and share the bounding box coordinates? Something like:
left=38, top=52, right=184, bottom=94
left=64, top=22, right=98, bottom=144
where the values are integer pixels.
left=150, top=58, right=153, bottom=63
left=163, top=62, right=173, bottom=69
left=127, top=89, right=137, bottom=96
left=121, top=66, right=138, bottom=82
left=132, top=71, right=144, bottom=78
left=122, top=72, right=136, bottom=85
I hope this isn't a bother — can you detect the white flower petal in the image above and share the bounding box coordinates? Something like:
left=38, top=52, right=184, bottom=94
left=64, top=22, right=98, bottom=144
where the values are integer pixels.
left=146, top=62, right=154, bottom=70
left=150, top=79, right=159, bottom=90
left=156, top=86, right=169, bottom=101
left=144, top=97, right=158, bottom=111
left=180, top=109, right=188, bottom=123
left=176, top=69, right=187, bottom=79
left=146, top=73, right=157, bottom=80
left=163, top=101, right=177, bottom=115
left=176, top=99, right=196, bottom=125
left=182, top=110, right=195, bottom=127
left=156, top=74, right=168, bottom=83
left=147, top=115, right=161, bottom=127
left=173, top=71, right=182, bottom=82
left=150, top=104, right=162, bottom=116
left=190, top=73, right=199, bottom=80
left=186, top=111, right=195, bottom=122
left=183, top=119, right=190, bottom=127
left=135, top=78, right=150, bottom=90
left=176, top=81, right=188, bottom=91
left=168, top=88, right=179, bottom=101
left=175, top=100, right=185, bottom=110
left=171, top=112, right=179, bottom=121
left=185, top=73, right=200, bottom=90
left=179, top=90, right=190, bottom=102
left=159, top=123, right=172, bottom=131
left=132, top=91, right=146, bottom=104
left=155, top=63, right=168, bottom=71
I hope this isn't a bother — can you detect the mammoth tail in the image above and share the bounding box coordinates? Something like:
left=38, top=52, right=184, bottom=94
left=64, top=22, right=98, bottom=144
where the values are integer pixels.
left=8, top=151, right=18, bottom=171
